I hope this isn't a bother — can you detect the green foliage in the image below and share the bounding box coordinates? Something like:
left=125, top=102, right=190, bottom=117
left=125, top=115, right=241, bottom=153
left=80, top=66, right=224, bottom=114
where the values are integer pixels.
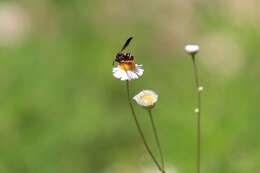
left=0, top=1, right=260, bottom=173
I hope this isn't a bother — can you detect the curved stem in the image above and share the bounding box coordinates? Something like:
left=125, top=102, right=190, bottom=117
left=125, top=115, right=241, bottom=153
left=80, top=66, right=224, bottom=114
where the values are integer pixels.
left=126, top=80, right=162, bottom=172
left=191, top=54, right=201, bottom=173
left=148, top=110, right=165, bottom=173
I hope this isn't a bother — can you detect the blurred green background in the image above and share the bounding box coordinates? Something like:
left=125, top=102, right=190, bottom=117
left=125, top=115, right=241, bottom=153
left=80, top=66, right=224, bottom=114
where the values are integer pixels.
left=0, top=0, right=260, bottom=173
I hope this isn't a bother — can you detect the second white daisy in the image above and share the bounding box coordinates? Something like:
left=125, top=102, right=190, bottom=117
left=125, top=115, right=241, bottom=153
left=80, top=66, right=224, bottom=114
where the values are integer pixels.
left=185, top=44, right=199, bottom=55
left=133, top=90, right=158, bottom=109
left=112, top=61, right=144, bottom=81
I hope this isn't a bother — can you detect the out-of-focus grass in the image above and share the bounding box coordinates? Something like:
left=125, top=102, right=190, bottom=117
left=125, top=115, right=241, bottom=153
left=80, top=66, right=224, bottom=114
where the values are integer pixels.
left=0, top=0, right=260, bottom=173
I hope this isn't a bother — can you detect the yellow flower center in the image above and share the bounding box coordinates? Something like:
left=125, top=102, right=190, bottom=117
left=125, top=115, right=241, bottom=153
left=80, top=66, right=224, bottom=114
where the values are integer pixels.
left=120, top=61, right=135, bottom=71
left=140, top=96, right=155, bottom=102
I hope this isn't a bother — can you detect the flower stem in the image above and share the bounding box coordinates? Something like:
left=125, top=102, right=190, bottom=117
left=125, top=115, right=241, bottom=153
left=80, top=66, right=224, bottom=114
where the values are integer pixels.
left=148, top=109, right=165, bottom=173
left=191, top=54, right=201, bottom=173
left=126, top=80, right=162, bottom=172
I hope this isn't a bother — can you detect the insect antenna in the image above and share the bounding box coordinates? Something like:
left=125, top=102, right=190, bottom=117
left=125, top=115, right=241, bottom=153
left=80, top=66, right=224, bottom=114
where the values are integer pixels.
left=121, top=37, right=133, bottom=52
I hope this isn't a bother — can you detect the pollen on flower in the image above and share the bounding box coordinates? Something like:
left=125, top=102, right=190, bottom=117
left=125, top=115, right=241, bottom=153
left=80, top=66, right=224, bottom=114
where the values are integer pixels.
left=140, top=96, right=155, bottom=102
left=120, top=61, right=135, bottom=71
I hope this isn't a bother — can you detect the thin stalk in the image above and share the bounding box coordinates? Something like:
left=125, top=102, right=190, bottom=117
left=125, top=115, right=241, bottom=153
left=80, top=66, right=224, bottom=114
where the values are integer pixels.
left=148, top=110, right=165, bottom=173
left=126, top=80, right=162, bottom=172
left=191, top=54, right=201, bottom=173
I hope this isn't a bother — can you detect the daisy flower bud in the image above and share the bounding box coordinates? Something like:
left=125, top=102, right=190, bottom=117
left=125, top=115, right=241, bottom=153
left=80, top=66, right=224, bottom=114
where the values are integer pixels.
left=112, top=61, right=144, bottom=81
left=133, top=90, right=158, bottom=110
left=198, top=86, right=204, bottom=92
left=194, top=108, right=199, bottom=113
left=185, top=44, right=199, bottom=55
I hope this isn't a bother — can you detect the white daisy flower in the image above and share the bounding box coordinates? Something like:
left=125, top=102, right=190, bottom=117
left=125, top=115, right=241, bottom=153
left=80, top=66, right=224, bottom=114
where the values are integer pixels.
left=185, top=44, right=199, bottom=55
left=112, top=61, right=144, bottom=81
left=133, top=90, right=158, bottom=110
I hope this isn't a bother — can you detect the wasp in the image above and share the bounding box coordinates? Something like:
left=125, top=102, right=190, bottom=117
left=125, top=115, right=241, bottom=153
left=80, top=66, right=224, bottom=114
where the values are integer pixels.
left=113, top=37, right=134, bottom=65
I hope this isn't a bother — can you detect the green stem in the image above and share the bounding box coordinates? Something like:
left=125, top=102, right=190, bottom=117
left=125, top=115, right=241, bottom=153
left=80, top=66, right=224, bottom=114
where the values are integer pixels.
left=191, top=54, right=201, bottom=173
left=148, top=110, right=165, bottom=173
left=126, top=80, right=162, bottom=172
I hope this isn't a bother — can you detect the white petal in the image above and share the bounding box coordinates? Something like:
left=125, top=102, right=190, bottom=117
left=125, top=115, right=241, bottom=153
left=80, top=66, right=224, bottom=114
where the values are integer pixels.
left=134, top=65, right=144, bottom=76
left=120, top=71, right=129, bottom=80
left=126, top=71, right=133, bottom=79
left=136, top=69, right=144, bottom=76
left=127, top=71, right=138, bottom=79
left=113, top=70, right=122, bottom=79
left=112, top=65, right=121, bottom=72
left=133, top=95, right=138, bottom=102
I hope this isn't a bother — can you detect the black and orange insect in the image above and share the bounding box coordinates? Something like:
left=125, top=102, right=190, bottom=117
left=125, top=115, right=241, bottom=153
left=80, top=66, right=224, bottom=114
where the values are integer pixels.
left=113, top=37, right=134, bottom=65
